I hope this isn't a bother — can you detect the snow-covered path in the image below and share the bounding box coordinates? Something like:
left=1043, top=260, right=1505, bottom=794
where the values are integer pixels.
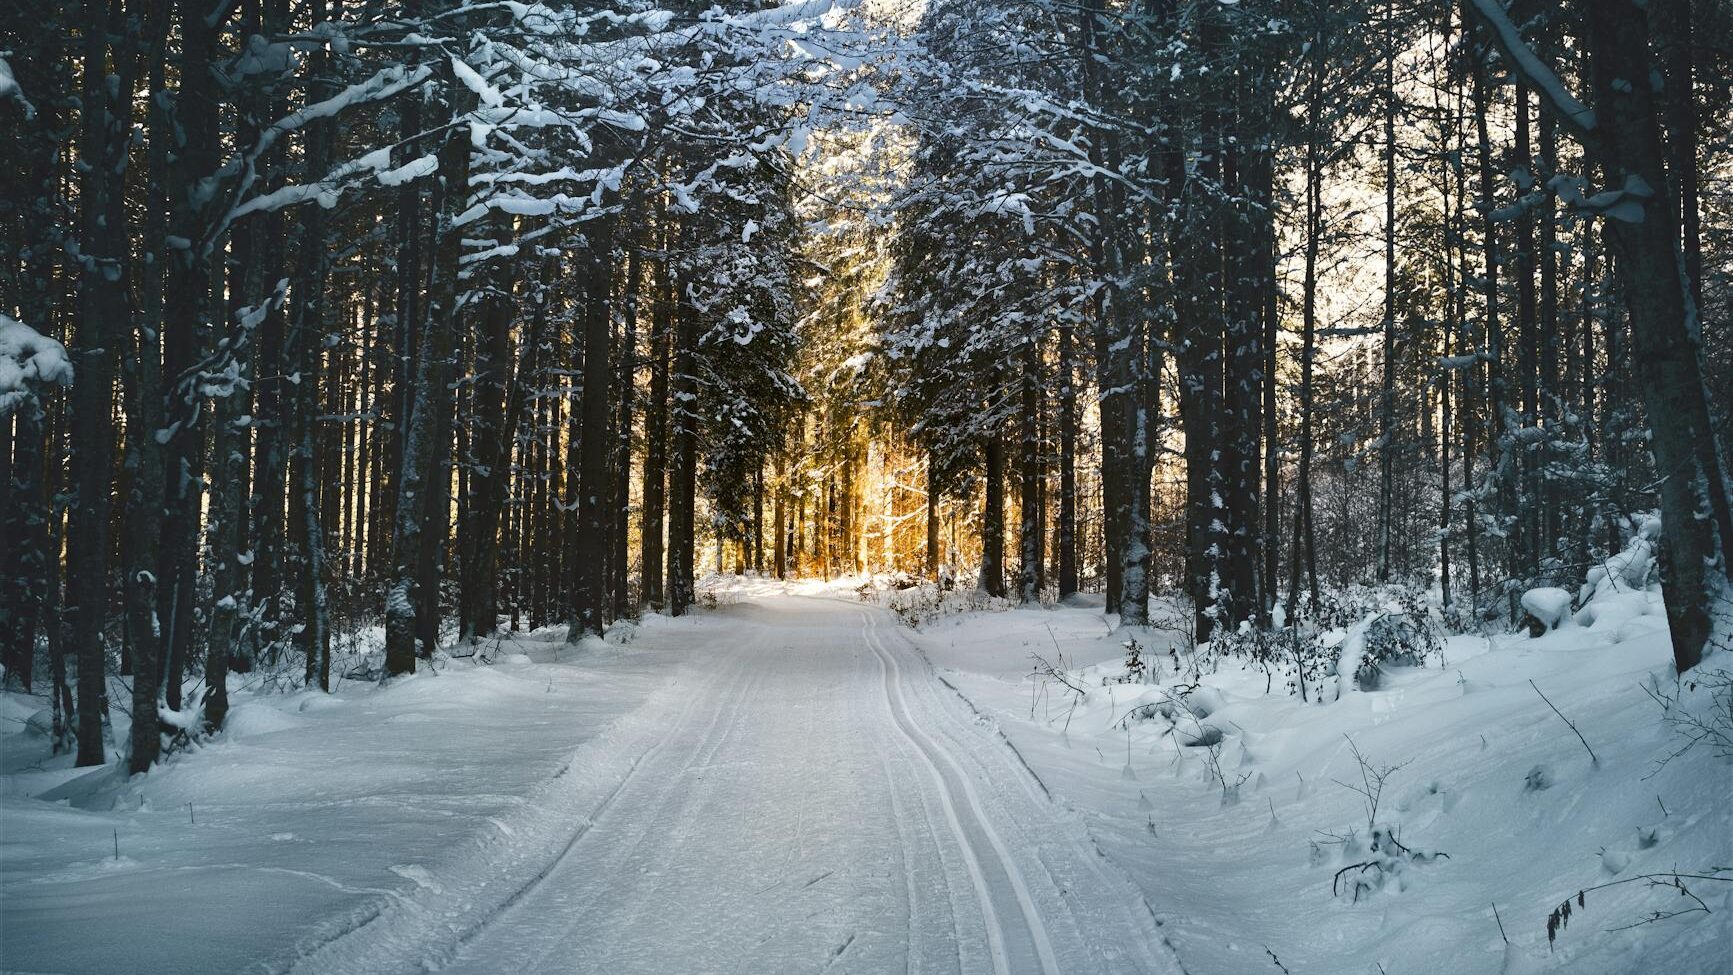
left=297, top=597, right=1178, bottom=975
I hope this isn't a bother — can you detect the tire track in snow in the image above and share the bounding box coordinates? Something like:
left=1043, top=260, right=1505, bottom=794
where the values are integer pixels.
left=883, top=616, right=1188, bottom=975
left=279, top=633, right=750, bottom=975
left=862, top=610, right=1061, bottom=975
left=489, top=635, right=766, bottom=973
left=859, top=636, right=957, bottom=974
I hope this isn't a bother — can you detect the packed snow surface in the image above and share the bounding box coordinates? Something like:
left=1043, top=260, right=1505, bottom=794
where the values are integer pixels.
left=3, top=579, right=1728, bottom=974
left=2, top=598, right=1178, bottom=974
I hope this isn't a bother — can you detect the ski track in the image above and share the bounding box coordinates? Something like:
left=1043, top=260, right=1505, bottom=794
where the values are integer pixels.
left=289, top=596, right=1178, bottom=975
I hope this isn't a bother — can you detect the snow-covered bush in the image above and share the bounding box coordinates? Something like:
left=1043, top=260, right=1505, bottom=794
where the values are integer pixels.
left=0, top=313, right=72, bottom=415
left=1520, top=586, right=1573, bottom=634
left=1572, top=514, right=1666, bottom=639
left=1110, top=637, right=1148, bottom=684
left=1347, top=589, right=1446, bottom=692
left=875, top=579, right=1013, bottom=628
left=1204, top=585, right=1443, bottom=700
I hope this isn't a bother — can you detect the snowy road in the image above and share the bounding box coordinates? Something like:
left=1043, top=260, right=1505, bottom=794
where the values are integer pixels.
left=296, top=597, right=1179, bottom=975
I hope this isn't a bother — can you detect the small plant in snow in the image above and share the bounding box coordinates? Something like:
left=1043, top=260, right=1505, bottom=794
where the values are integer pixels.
left=1319, top=738, right=1448, bottom=902
left=1641, top=666, right=1733, bottom=778
left=1199, top=734, right=1251, bottom=805
left=1028, top=650, right=1088, bottom=731
left=1112, top=637, right=1147, bottom=684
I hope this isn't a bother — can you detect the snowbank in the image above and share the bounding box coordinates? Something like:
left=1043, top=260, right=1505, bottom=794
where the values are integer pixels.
left=0, top=623, right=693, bottom=974
left=911, top=572, right=1731, bottom=974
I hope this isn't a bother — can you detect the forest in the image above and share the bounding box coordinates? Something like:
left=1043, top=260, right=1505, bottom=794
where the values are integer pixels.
left=3, top=0, right=1733, bottom=971
left=2, top=0, right=1731, bottom=839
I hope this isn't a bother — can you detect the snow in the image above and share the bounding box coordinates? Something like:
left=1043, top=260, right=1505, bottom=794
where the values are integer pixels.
left=0, top=313, right=73, bottom=415
left=1465, top=0, right=1595, bottom=135
left=907, top=585, right=1731, bottom=974
left=0, top=55, right=34, bottom=118
left=4, top=572, right=1726, bottom=974
left=0, top=624, right=683, bottom=973
left=1522, top=587, right=1573, bottom=630
left=376, top=154, right=438, bottom=187
left=451, top=55, right=506, bottom=109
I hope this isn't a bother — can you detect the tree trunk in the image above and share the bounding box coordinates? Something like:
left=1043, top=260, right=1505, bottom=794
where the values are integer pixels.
left=1174, top=123, right=1225, bottom=639
left=981, top=428, right=1006, bottom=598
left=1079, top=0, right=1125, bottom=614
left=1258, top=146, right=1281, bottom=627
left=926, top=451, right=941, bottom=580
left=290, top=18, right=334, bottom=689
left=774, top=451, right=787, bottom=579
left=1377, top=0, right=1399, bottom=582
left=1286, top=44, right=1325, bottom=620
left=124, top=0, right=168, bottom=772
left=1579, top=0, right=1733, bottom=671
left=1538, top=106, right=1560, bottom=569
left=158, top=0, right=222, bottom=718
left=2, top=406, right=49, bottom=693
left=69, top=0, right=131, bottom=766
left=570, top=214, right=617, bottom=640
left=1057, top=321, right=1078, bottom=598
left=1514, top=80, right=1539, bottom=587
left=1471, top=48, right=1508, bottom=616
left=611, top=233, right=641, bottom=618
left=1653, top=0, right=1702, bottom=310
left=667, top=290, right=699, bottom=616
left=457, top=218, right=520, bottom=642
left=752, top=463, right=765, bottom=575
left=205, top=253, right=264, bottom=731
left=641, top=207, right=672, bottom=609
left=1018, top=338, right=1044, bottom=603
left=249, top=7, right=291, bottom=669
left=385, top=92, right=468, bottom=674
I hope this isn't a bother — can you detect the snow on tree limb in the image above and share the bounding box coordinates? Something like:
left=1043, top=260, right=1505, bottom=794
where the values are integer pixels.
left=1462, top=0, right=1596, bottom=139
left=0, top=314, right=72, bottom=415
left=208, top=63, right=435, bottom=246
left=0, top=56, right=35, bottom=119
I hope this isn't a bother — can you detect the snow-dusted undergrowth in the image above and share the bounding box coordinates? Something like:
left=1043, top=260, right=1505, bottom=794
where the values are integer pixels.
left=911, top=549, right=1732, bottom=974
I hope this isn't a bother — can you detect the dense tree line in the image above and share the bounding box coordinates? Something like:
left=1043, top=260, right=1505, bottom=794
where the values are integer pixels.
left=874, top=0, right=1732, bottom=669
left=2, top=0, right=1729, bottom=774
left=0, top=0, right=877, bottom=771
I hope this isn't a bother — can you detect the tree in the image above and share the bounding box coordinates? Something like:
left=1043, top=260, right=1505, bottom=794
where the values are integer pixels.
left=1466, top=0, right=1732, bottom=670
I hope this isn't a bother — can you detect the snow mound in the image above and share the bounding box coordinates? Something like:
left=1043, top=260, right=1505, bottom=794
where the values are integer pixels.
left=1574, top=520, right=1665, bottom=637
left=220, top=702, right=302, bottom=740
left=1521, top=587, right=1573, bottom=631
left=571, top=634, right=610, bottom=654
